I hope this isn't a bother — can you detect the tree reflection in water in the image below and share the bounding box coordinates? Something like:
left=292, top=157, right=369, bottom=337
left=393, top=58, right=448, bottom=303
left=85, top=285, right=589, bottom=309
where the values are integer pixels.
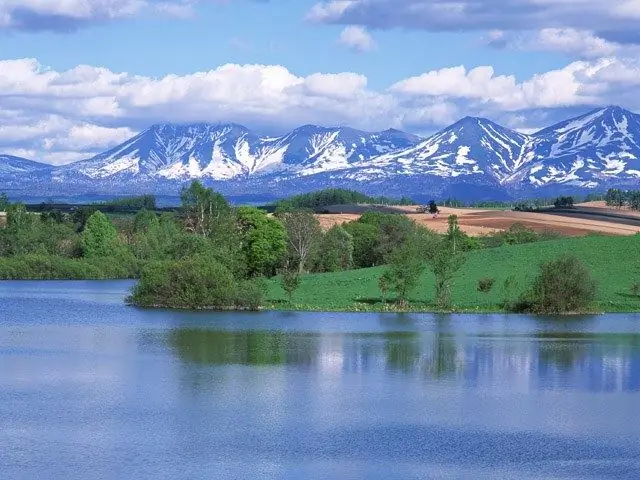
left=166, top=324, right=640, bottom=392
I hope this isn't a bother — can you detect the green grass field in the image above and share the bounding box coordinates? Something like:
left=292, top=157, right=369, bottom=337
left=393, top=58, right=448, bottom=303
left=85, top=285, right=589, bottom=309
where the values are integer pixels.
left=266, top=235, right=640, bottom=313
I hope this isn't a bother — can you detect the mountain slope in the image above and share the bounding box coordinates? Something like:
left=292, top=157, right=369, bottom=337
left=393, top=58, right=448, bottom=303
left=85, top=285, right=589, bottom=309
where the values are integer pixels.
left=53, top=123, right=422, bottom=185
left=507, top=106, right=640, bottom=189
left=0, top=155, right=53, bottom=190
left=339, top=117, right=529, bottom=184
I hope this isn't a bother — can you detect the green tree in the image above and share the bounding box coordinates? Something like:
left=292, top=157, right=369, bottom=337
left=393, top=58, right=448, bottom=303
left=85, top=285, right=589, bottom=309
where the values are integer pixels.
left=518, top=254, right=597, bottom=314
left=315, top=225, right=354, bottom=272
left=129, top=256, right=237, bottom=309
left=628, top=191, right=640, bottom=211
left=428, top=200, right=439, bottom=214
left=381, top=242, right=425, bottom=308
left=180, top=180, right=234, bottom=238
left=281, top=269, right=301, bottom=304
left=237, top=206, right=287, bottom=277
left=82, top=211, right=119, bottom=257
left=133, top=208, right=159, bottom=233
left=605, top=188, right=626, bottom=208
left=427, top=217, right=467, bottom=310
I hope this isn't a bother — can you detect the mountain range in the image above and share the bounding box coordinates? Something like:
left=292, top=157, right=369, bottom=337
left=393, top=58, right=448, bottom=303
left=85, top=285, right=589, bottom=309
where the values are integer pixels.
left=2, top=106, right=639, bottom=202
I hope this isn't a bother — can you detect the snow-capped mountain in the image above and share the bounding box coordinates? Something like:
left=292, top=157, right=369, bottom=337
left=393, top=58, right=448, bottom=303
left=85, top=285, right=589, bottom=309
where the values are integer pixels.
left=509, top=106, right=640, bottom=190
left=54, top=123, right=422, bottom=185
left=2, top=106, right=640, bottom=201
left=0, top=155, right=53, bottom=190
left=342, top=116, right=529, bottom=183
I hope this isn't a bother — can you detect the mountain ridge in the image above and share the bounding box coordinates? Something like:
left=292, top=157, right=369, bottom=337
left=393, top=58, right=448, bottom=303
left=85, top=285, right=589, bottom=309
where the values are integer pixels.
left=2, top=106, right=640, bottom=201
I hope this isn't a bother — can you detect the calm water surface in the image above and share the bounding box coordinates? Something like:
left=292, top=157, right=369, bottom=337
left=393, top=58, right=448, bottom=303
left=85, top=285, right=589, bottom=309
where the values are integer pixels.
left=1, top=281, right=639, bottom=479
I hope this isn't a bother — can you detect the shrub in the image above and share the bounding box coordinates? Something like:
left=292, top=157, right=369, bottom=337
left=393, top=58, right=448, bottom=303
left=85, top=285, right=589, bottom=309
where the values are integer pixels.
left=129, top=256, right=236, bottom=309
left=281, top=269, right=301, bottom=303
left=514, top=255, right=597, bottom=314
left=477, top=277, right=495, bottom=293
left=630, top=282, right=640, bottom=297
left=234, top=278, right=266, bottom=310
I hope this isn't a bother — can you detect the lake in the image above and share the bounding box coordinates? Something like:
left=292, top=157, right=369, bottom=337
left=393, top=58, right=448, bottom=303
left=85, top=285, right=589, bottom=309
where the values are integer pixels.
left=1, top=281, right=639, bottom=479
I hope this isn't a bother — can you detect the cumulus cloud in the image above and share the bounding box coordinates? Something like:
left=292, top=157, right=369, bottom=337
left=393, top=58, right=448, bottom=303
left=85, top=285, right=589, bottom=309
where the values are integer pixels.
left=2, top=57, right=640, bottom=164
left=338, top=25, right=376, bottom=52
left=307, top=0, right=640, bottom=46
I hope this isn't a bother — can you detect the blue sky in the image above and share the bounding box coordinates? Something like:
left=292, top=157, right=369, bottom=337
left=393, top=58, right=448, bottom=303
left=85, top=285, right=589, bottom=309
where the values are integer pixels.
left=1, top=0, right=640, bottom=164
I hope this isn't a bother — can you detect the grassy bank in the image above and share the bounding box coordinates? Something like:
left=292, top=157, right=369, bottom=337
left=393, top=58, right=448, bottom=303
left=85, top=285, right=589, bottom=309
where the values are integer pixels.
left=265, top=235, right=640, bottom=313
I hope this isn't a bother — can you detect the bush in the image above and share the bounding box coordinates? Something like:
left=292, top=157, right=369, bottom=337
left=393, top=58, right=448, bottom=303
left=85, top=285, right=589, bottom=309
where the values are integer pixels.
left=630, top=282, right=640, bottom=297
left=513, top=255, right=597, bottom=314
left=477, top=277, right=495, bottom=293
left=129, top=256, right=236, bottom=309
left=233, top=278, right=266, bottom=310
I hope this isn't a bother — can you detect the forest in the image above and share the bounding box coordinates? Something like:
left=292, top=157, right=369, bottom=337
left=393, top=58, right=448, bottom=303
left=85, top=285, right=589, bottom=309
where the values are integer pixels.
left=1, top=183, right=634, bottom=314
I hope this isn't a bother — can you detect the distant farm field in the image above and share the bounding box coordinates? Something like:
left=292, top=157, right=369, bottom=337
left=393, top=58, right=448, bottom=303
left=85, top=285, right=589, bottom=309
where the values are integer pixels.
left=266, top=235, right=640, bottom=312
left=315, top=203, right=640, bottom=237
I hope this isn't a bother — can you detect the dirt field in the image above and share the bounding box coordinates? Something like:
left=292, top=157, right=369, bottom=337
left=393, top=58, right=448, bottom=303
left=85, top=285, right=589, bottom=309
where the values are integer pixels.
left=315, top=205, right=640, bottom=237
left=576, top=201, right=640, bottom=218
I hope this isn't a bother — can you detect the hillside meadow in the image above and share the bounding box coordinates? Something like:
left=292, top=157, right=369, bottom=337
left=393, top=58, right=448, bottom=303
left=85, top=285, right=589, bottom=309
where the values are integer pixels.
left=266, top=235, right=640, bottom=313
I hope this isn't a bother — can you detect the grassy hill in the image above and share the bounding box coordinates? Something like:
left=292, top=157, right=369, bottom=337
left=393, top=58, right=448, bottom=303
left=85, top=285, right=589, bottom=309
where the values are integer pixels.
left=266, top=234, right=640, bottom=313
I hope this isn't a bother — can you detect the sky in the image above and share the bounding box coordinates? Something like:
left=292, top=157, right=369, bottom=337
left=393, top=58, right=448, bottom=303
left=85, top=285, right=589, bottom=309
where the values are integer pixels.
left=2, top=0, right=640, bottom=164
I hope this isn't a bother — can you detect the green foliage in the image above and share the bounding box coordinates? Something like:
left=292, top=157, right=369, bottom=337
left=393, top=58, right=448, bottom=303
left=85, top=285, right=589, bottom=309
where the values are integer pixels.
left=477, top=277, right=495, bottom=293
left=82, top=211, right=119, bottom=258
left=381, top=241, right=425, bottom=307
left=512, top=254, right=597, bottom=314
left=180, top=181, right=234, bottom=238
left=273, top=188, right=413, bottom=212
left=129, top=256, right=237, bottom=309
left=428, top=200, right=439, bottom=214
left=344, top=211, right=419, bottom=267
left=0, top=254, right=138, bottom=280
left=281, top=269, right=301, bottom=303
left=72, top=207, right=99, bottom=231
left=133, top=208, right=159, bottom=233
left=233, top=277, right=267, bottom=311
left=314, top=225, right=354, bottom=272
left=0, top=192, right=9, bottom=211
left=628, top=191, right=640, bottom=211
left=554, top=196, right=574, bottom=208
left=605, top=188, right=627, bottom=208
left=237, top=206, right=287, bottom=277
left=342, top=221, right=380, bottom=268
left=264, top=235, right=640, bottom=313
left=97, top=194, right=156, bottom=210
left=630, top=282, right=640, bottom=297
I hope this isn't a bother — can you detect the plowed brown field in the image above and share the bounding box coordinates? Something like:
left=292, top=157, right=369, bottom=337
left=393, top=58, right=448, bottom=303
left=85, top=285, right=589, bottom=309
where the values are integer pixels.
left=315, top=205, right=640, bottom=237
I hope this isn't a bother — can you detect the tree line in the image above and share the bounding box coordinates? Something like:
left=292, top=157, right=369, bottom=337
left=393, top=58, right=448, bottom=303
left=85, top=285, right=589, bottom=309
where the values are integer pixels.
left=604, top=188, right=640, bottom=210
left=0, top=183, right=597, bottom=313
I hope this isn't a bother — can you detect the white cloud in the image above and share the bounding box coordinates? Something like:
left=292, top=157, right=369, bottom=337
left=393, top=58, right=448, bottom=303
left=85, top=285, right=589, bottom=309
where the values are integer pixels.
left=2, top=57, right=640, bottom=164
left=485, top=28, right=622, bottom=59
left=338, top=25, right=376, bottom=52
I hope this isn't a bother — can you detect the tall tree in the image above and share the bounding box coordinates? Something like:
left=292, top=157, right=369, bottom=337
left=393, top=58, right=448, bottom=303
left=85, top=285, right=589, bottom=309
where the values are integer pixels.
left=315, top=225, right=354, bottom=272
left=82, top=211, right=119, bottom=257
left=237, top=206, right=287, bottom=277
left=380, top=242, right=425, bottom=308
left=180, top=181, right=233, bottom=238
left=279, top=211, right=322, bottom=274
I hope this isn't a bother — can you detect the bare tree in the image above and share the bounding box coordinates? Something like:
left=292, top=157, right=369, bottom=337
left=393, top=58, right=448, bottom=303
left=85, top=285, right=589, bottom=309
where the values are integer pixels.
left=280, top=212, right=321, bottom=274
